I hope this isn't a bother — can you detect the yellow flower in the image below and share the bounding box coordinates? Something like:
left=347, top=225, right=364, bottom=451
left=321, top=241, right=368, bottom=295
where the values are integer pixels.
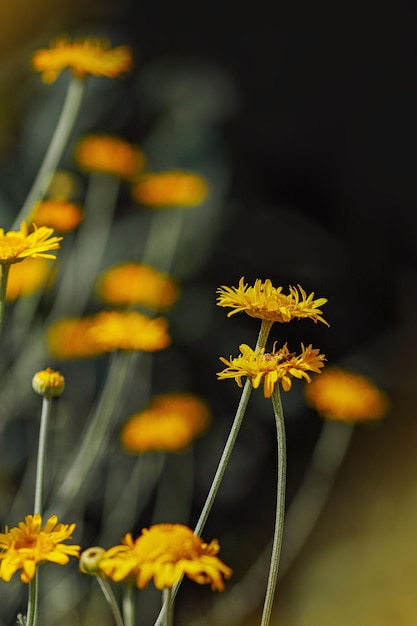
left=218, top=342, right=326, bottom=398
left=96, top=263, right=179, bottom=310
left=131, top=171, right=208, bottom=208
left=32, top=367, right=65, bottom=397
left=304, top=367, right=389, bottom=422
left=6, top=257, right=52, bottom=301
left=30, top=200, right=84, bottom=232
left=99, top=523, right=232, bottom=590
left=47, top=311, right=171, bottom=359
left=32, top=37, right=133, bottom=83
left=217, top=277, right=329, bottom=326
left=121, top=392, right=210, bottom=453
left=74, top=135, right=145, bottom=180
left=0, top=222, right=62, bottom=265
left=0, top=514, right=80, bottom=583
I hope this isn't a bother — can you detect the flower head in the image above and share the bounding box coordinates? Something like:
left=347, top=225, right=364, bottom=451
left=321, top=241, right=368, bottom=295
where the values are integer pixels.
left=32, top=367, right=65, bottom=397
left=131, top=171, right=208, bottom=208
left=30, top=200, right=84, bottom=232
left=74, top=135, right=145, bottom=180
left=6, top=257, right=52, bottom=301
left=304, top=367, right=389, bottom=422
left=121, top=392, right=210, bottom=453
left=79, top=546, right=106, bottom=575
left=0, top=222, right=62, bottom=265
left=218, top=342, right=326, bottom=397
left=96, top=263, right=179, bottom=311
left=0, top=514, right=80, bottom=583
left=217, top=278, right=329, bottom=326
left=99, top=523, right=232, bottom=590
left=32, top=37, right=133, bottom=83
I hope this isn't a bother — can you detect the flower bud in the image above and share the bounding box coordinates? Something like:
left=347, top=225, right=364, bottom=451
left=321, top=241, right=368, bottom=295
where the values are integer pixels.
left=79, top=546, right=106, bottom=574
left=32, top=368, right=65, bottom=397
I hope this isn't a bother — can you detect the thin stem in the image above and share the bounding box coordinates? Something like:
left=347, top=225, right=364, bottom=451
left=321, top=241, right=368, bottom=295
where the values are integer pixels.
left=163, top=588, right=173, bottom=626
left=96, top=575, right=125, bottom=626
left=122, top=584, right=135, bottom=626
left=0, top=262, right=10, bottom=341
left=260, top=385, right=286, bottom=626
left=34, top=396, right=52, bottom=515
left=25, top=570, right=38, bottom=626
left=13, top=77, right=85, bottom=229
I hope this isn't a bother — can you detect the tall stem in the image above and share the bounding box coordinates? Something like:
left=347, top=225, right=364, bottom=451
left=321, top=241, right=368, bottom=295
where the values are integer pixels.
left=25, top=571, right=38, bottom=626
left=260, top=385, right=286, bottom=626
left=34, top=396, right=52, bottom=515
left=13, top=77, right=85, bottom=229
left=122, top=584, right=135, bottom=626
left=96, top=575, right=125, bottom=626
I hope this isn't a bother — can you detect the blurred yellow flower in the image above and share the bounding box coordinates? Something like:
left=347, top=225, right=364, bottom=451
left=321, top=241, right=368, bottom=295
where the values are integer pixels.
left=0, top=222, right=62, bottom=265
left=304, top=367, right=389, bottom=422
left=218, top=342, right=326, bottom=397
left=32, top=367, right=65, bottom=398
left=32, top=37, right=133, bottom=83
left=96, top=263, right=179, bottom=310
left=6, top=257, right=52, bottom=301
left=217, top=278, right=329, bottom=326
left=46, top=170, right=80, bottom=200
left=74, top=135, right=145, bottom=180
left=99, top=523, right=232, bottom=590
left=47, top=311, right=171, bottom=358
left=0, top=514, right=80, bottom=583
left=30, top=200, right=84, bottom=232
left=121, top=392, right=210, bottom=453
left=131, top=171, right=208, bottom=208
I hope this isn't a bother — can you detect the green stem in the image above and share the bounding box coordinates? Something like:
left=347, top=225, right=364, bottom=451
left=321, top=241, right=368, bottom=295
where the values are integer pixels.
left=25, top=570, right=38, bottom=626
left=260, top=384, right=286, bottom=626
left=163, top=588, right=173, bottom=626
left=122, top=584, right=135, bottom=626
left=34, top=396, right=52, bottom=515
left=13, top=77, right=85, bottom=229
left=0, top=262, right=10, bottom=341
left=96, top=575, right=125, bottom=626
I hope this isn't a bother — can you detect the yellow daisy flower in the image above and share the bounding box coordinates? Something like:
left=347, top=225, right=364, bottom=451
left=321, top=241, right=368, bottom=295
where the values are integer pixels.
left=99, top=523, right=232, bottom=590
left=32, top=367, right=65, bottom=398
left=96, top=262, right=179, bottom=310
left=6, top=257, right=52, bottom=301
left=131, top=171, right=208, bottom=208
left=0, top=222, right=62, bottom=265
left=46, top=316, right=104, bottom=359
left=217, top=277, right=329, bottom=325
left=304, top=366, right=389, bottom=422
left=218, top=342, right=326, bottom=397
left=29, top=200, right=84, bottom=232
left=0, top=514, right=80, bottom=583
left=74, top=134, right=145, bottom=180
left=121, top=392, right=210, bottom=453
left=32, top=37, right=133, bottom=83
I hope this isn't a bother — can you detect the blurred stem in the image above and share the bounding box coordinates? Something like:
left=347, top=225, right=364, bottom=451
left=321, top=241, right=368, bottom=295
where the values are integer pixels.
left=96, top=575, right=125, bottom=626
left=34, top=396, right=53, bottom=515
left=163, top=588, right=173, bottom=626
left=0, top=262, right=10, bottom=341
left=260, top=385, right=286, bottom=626
left=122, top=584, right=135, bottom=626
left=13, top=77, right=85, bottom=229
left=141, top=209, right=185, bottom=273
left=25, top=571, right=38, bottom=626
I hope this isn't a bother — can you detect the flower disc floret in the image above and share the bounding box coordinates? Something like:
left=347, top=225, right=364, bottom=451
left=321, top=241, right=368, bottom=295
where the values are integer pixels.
left=0, top=514, right=80, bottom=583
left=74, top=135, right=145, bottom=179
left=217, top=277, right=329, bottom=325
left=0, top=222, right=62, bottom=264
left=32, top=37, right=133, bottom=83
left=218, top=342, right=326, bottom=397
left=99, top=523, right=232, bottom=590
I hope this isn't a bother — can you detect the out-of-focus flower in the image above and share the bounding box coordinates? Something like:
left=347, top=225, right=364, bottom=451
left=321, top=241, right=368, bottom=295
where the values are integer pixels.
left=99, top=523, right=232, bottom=590
left=218, top=342, right=326, bottom=397
left=46, top=171, right=81, bottom=200
left=217, top=278, right=329, bottom=326
left=47, top=311, right=171, bottom=359
left=96, top=263, right=179, bottom=311
left=30, top=200, right=84, bottom=232
left=121, top=392, right=210, bottom=453
left=6, top=257, right=52, bottom=301
left=131, top=171, right=208, bottom=208
left=304, top=366, right=389, bottom=422
left=0, top=222, right=62, bottom=264
left=74, top=135, right=145, bottom=180
left=32, top=367, right=65, bottom=398
left=0, top=514, right=80, bottom=583
left=32, top=37, right=133, bottom=83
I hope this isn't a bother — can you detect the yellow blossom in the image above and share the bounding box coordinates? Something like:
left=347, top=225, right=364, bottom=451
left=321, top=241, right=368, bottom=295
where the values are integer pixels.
left=46, top=316, right=104, bottom=359
left=96, top=263, right=179, bottom=310
left=29, top=200, right=84, bottom=232
left=6, top=257, right=52, bottom=301
left=218, top=342, right=326, bottom=397
left=217, top=277, right=329, bottom=325
left=32, top=37, right=133, bottom=83
left=0, top=514, right=80, bottom=583
left=0, top=222, right=62, bottom=265
left=99, top=523, right=232, bottom=590
left=121, top=392, right=210, bottom=453
left=32, top=367, right=65, bottom=397
left=74, top=134, right=145, bottom=179
left=131, top=171, right=208, bottom=208
left=304, top=367, right=389, bottom=422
